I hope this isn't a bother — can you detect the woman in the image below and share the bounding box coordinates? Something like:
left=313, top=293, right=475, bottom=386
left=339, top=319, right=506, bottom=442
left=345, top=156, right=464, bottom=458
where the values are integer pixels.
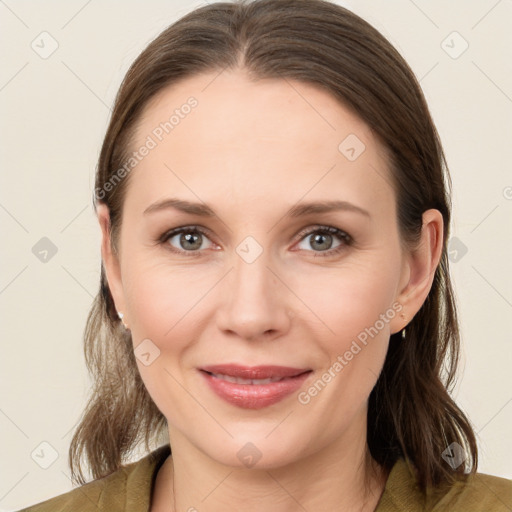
left=19, top=0, right=511, bottom=510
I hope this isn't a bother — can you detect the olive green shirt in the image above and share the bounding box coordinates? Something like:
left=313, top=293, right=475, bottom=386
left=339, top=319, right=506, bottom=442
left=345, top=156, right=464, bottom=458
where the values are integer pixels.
left=17, top=444, right=512, bottom=511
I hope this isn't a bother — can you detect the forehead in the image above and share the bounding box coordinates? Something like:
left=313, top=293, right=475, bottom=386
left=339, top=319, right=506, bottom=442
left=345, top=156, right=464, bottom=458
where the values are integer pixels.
left=136, top=69, right=375, bottom=156
left=126, top=69, right=393, bottom=216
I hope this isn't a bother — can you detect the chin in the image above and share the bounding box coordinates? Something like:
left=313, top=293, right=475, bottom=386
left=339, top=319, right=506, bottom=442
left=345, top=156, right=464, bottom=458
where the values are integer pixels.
left=197, top=427, right=310, bottom=470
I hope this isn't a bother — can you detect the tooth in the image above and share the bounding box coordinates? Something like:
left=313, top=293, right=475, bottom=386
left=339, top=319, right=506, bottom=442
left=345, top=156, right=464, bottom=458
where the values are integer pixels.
left=211, top=373, right=285, bottom=384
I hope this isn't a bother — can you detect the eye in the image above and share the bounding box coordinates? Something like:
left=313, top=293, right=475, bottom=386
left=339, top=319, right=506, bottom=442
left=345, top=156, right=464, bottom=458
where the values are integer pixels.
left=160, top=226, right=216, bottom=255
left=158, top=225, right=352, bottom=258
left=294, top=226, right=352, bottom=257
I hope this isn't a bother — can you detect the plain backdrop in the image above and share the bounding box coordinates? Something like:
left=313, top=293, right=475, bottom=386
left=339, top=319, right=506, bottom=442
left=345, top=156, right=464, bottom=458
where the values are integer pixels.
left=1, top=0, right=511, bottom=510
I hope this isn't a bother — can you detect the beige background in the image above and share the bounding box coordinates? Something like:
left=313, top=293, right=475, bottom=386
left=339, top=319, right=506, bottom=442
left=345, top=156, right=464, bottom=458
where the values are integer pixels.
left=1, top=0, right=511, bottom=510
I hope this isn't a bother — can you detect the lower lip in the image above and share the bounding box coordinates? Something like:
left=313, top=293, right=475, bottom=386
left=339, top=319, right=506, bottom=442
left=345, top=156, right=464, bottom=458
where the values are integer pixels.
left=200, top=370, right=311, bottom=409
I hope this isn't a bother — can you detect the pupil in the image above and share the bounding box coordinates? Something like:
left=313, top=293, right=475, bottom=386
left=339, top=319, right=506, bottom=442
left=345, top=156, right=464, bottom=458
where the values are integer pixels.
left=313, top=233, right=331, bottom=250
left=182, top=232, right=200, bottom=250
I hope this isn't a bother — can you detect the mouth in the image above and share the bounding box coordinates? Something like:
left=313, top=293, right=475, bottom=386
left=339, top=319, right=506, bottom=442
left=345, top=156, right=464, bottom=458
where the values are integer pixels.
left=200, top=364, right=312, bottom=381
left=202, top=373, right=298, bottom=385
left=198, top=364, right=313, bottom=409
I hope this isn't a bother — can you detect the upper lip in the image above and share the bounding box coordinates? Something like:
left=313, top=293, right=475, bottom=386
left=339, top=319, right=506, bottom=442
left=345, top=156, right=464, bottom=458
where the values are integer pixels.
left=200, top=364, right=312, bottom=379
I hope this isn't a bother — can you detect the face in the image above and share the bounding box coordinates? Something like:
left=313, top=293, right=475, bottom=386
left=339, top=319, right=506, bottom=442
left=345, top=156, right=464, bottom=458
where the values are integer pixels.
left=100, top=68, right=417, bottom=469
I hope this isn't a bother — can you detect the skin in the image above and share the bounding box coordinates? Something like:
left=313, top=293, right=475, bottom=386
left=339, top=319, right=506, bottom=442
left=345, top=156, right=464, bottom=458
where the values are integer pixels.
left=97, top=68, right=443, bottom=512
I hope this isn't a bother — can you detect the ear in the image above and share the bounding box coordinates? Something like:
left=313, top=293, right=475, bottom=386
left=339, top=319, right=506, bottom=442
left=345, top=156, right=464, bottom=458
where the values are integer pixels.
left=96, top=203, right=126, bottom=317
left=390, top=209, right=444, bottom=334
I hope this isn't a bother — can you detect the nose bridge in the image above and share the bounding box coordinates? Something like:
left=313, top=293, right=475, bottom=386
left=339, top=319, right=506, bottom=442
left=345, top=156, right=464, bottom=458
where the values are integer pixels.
left=232, top=246, right=273, bottom=303
left=216, top=241, right=291, bottom=340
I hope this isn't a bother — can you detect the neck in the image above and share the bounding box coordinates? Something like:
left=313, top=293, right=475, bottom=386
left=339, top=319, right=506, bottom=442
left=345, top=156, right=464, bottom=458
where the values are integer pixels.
left=159, top=418, right=388, bottom=512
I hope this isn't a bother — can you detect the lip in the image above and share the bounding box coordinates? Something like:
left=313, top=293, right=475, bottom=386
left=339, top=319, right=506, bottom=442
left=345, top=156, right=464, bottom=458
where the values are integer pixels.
left=199, top=364, right=312, bottom=409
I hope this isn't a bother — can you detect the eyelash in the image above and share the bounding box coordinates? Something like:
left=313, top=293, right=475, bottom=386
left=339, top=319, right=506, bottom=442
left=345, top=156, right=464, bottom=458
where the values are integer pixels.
left=158, top=225, right=353, bottom=258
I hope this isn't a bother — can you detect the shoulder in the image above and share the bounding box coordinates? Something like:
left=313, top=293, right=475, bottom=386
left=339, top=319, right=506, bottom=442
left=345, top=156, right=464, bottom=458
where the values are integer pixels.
left=433, top=471, right=512, bottom=511
left=16, top=469, right=125, bottom=512
left=378, top=458, right=512, bottom=512
left=16, top=444, right=171, bottom=512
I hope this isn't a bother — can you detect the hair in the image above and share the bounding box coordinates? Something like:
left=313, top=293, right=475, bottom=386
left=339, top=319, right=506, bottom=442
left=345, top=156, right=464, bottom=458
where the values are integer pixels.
left=69, top=0, right=478, bottom=493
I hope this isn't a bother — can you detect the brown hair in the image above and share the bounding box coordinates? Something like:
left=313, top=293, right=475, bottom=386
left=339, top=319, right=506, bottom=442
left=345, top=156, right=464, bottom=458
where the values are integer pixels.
left=69, top=0, right=478, bottom=492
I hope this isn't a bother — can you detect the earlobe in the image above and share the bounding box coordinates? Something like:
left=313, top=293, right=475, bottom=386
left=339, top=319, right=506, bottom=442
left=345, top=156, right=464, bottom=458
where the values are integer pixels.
left=96, top=204, right=126, bottom=317
left=391, top=209, right=444, bottom=334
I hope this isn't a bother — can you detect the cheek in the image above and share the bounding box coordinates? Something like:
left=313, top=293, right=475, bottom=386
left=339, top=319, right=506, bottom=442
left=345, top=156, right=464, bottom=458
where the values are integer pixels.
left=297, top=257, right=400, bottom=398
left=122, top=258, right=208, bottom=423
left=297, top=258, right=400, bottom=343
left=292, top=267, right=397, bottom=427
left=123, top=253, right=212, bottom=343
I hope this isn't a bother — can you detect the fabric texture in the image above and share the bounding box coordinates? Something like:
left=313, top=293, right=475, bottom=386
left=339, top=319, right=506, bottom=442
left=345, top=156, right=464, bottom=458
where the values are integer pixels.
left=17, top=444, right=512, bottom=511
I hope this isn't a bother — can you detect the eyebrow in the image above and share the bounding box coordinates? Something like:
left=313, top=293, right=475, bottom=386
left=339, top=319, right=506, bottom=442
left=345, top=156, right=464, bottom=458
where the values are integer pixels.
left=144, top=198, right=370, bottom=219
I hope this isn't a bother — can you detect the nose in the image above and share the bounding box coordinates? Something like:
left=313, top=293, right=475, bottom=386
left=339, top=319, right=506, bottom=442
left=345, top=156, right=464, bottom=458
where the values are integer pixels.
left=215, top=252, right=293, bottom=342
